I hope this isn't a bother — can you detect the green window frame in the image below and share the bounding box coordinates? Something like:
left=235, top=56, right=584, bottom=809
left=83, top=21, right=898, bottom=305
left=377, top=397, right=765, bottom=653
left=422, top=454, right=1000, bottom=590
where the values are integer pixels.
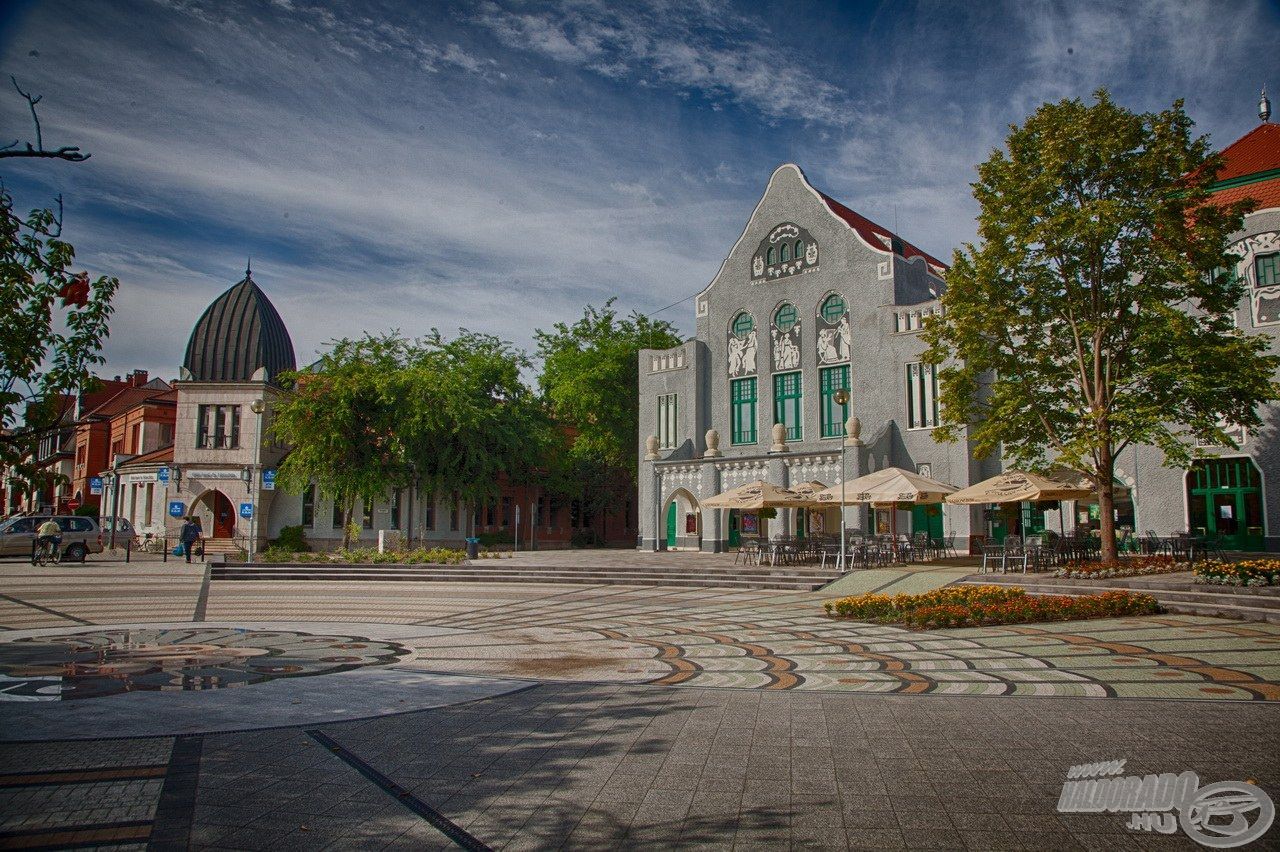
left=732, top=312, right=754, bottom=337
left=774, top=303, right=797, bottom=331
left=730, top=377, right=757, bottom=445
left=1258, top=253, right=1280, bottom=287
left=766, top=247, right=776, bottom=265
left=820, top=365, right=850, bottom=438
left=906, top=361, right=939, bottom=429
left=773, top=371, right=802, bottom=441
left=794, top=240, right=803, bottom=260
left=820, top=294, right=846, bottom=323
left=780, top=243, right=790, bottom=262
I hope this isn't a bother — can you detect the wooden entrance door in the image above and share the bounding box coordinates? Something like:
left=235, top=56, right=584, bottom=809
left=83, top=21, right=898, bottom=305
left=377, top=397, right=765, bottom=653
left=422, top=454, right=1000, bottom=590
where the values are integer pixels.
left=210, top=490, right=235, bottom=538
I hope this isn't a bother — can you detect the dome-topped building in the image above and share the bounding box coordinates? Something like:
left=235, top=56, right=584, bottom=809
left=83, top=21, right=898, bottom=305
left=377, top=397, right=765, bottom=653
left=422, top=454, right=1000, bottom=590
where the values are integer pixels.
left=182, top=265, right=295, bottom=383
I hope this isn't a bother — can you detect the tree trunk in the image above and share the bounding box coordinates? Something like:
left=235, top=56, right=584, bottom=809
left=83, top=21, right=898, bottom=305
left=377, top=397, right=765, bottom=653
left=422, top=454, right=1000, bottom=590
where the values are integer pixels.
left=341, top=499, right=353, bottom=550
left=1097, top=441, right=1118, bottom=563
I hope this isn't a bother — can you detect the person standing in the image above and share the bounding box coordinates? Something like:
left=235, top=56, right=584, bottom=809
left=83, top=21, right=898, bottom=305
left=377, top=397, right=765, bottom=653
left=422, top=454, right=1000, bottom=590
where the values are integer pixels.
left=179, top=516, right=201, bottom=564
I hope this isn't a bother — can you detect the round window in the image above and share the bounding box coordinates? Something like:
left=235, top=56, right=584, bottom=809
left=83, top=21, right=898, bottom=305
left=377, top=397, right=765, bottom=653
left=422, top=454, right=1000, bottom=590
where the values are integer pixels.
left=820, top=295, right=846, bottom=323
left=774, top=304, right=797, bottom=332
left=732, top=312, right=755, bottom=337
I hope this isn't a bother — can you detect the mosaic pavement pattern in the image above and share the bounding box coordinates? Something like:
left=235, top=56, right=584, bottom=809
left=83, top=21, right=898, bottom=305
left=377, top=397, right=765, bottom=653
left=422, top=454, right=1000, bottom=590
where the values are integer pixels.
left=0, top=561, right=1276, bottom=702
left=0, top=627, right=411, bottom=700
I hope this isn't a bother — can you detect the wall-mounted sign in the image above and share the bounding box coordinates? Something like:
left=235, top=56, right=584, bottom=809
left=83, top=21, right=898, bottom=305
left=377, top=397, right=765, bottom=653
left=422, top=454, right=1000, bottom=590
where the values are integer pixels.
left=239, top=502, right=254, bottom=519
left=157, top=467, right=170, bottom=485
left=169, top=501, right=185, bottom=518
left=262, top=468, right=276, bottom=491
left=89, top=477, right=103, bottom=496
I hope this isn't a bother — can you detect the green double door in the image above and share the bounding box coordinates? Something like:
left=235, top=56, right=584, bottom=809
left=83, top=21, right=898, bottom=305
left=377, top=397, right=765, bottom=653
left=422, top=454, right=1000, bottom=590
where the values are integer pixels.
left=911, top=504, right=944, bottom=541
left=666, top=502, right=677, bottom=548
left=1188, top=458, right=1265, bottom=551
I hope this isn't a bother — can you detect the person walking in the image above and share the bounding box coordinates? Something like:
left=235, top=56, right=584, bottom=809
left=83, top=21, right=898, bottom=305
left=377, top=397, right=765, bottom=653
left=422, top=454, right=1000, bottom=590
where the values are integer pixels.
left=180, top=516, right=201, bottom=564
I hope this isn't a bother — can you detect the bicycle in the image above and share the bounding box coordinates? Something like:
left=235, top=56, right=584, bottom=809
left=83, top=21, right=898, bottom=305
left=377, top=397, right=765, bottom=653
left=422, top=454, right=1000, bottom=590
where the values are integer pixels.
left=32, top=537, right=63, bottom=566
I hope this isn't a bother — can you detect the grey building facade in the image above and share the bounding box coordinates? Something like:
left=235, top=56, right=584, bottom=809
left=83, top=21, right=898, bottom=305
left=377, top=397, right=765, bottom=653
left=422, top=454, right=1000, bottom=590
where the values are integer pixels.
left=638, top=151, right=1280, bottom=553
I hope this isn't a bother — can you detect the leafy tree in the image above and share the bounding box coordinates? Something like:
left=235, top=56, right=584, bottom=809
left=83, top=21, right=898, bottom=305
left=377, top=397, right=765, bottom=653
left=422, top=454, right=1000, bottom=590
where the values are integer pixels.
left=923, top=90, right=1279, bottom=561
left=535, top=299, right=682, bottom=513
left=270, top=334, right=410, bottom=548
left=1, top=77, right=117, bottom=487
left=397, top=329, right=551, bottom=512
left=270, top=330, right=548, bottom=547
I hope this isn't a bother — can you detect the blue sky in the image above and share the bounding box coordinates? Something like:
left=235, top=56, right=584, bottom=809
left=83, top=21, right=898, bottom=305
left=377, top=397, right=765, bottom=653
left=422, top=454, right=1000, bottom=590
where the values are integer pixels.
left=2, top=0, right=1277, bottom=379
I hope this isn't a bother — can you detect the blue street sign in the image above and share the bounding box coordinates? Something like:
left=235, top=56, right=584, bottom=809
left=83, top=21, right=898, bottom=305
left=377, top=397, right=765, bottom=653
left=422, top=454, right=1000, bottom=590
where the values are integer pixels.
left=89, top=477, right=103, bottom=496
left=157, top=466, right=170, bottom=485
left=239, top=502, right=254, bottom=519
left=262, top=468, right=276, bottom=491
left=168, top=501, right=185, bottom=518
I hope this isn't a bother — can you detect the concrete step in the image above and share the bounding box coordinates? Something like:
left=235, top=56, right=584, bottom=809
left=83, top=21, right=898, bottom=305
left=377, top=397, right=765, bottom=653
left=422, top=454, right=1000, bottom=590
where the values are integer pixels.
left=209, top=563, right=838, bottom=591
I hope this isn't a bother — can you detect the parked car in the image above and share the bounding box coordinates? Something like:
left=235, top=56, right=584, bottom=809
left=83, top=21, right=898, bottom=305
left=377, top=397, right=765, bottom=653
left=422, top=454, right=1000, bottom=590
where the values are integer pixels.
left=0, top=515, right=104, bottom=562
left=98, top=516, right=137, bottom=543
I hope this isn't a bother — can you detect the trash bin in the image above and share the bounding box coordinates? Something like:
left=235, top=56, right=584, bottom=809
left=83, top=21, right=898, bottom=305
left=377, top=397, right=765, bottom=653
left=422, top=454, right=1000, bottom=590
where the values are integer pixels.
left=465, top=537, right=480, bottom=560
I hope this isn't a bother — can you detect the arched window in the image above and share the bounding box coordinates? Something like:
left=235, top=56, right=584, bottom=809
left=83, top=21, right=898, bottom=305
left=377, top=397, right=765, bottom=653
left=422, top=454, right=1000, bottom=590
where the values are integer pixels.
left=774, top=303, right=797, bottom=332
left=732, top=312, right=754, bottom=337
left=820, top=294, right=846, bottom=323
left=795, top=240, right=804, bottom=259
left=780, top=243, right=790, bottom=262
left=766, top=247, right=776, bottom=265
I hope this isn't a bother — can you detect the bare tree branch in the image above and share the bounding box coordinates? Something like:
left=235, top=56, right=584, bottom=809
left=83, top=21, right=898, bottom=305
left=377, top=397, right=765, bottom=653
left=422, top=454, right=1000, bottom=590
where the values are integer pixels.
left=0, top=77, right=90, bottom=162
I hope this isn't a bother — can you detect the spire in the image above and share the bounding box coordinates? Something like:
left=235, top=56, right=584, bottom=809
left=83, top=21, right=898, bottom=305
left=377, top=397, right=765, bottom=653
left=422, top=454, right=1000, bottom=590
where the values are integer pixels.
left=1262, top=87, right=1272, bottom=123
left=245, top=257, right=253, bottom=279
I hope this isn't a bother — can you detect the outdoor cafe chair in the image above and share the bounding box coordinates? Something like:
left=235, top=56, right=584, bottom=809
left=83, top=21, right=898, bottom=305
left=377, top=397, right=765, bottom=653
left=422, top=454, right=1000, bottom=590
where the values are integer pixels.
left=1003, top=535, right=1029, bottom=573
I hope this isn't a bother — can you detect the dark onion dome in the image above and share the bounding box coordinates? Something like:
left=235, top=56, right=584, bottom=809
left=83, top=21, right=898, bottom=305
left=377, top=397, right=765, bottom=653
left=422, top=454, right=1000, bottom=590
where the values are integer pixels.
left=182, top=266, right=296, bottom=383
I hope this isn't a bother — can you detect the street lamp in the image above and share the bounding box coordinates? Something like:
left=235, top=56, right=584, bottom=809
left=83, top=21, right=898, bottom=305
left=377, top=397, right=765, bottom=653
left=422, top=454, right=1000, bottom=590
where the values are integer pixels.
left=833, top=388, right=850, bottom=572
left=248, top=399, right=265, bottom=562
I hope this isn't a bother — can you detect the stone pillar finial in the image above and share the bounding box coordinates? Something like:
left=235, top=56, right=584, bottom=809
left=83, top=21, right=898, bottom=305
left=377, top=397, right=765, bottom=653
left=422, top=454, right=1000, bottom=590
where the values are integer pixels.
left=845, top=416, right=863, bottom=446
left=704, top=429, right=722, bottom=458
left=770, top=422, right=787, bottom=453
left=644, top=435, right=660, bottom=460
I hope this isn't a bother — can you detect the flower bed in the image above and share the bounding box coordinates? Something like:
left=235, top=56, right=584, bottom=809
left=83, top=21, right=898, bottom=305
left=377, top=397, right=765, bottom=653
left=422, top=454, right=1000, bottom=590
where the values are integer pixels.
left=1193, top=559, right=1280, bottom=587
left=1051, top=555, right=1188, bottom=580
left=824, top=585, right=1161, bottom=629
left=259, top=546, right=469, bottom=565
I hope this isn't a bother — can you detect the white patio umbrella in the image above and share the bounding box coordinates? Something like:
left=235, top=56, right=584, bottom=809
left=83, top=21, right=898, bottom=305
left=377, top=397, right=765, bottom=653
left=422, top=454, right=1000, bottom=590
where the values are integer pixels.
left=700, top=480, right=813, bottom=510
left=812, top=467, right=959, bottom=545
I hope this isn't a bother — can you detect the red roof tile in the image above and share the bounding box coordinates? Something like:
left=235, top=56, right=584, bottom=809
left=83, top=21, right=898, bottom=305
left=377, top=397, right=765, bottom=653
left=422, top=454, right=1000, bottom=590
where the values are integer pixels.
left=815, top=190, right=949, bottom=271
left=1210, top=178, right=1280, bottom=212
left=1214, top=123, right=1280, bottom=183
left=117, top=444, right=174, bottom=468
left=84, top=386, right=173, bottom=419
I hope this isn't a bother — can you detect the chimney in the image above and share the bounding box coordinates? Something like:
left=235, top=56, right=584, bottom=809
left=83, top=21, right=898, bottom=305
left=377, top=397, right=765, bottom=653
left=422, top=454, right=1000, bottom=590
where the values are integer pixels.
left=129, top=369, right=149, bottom=387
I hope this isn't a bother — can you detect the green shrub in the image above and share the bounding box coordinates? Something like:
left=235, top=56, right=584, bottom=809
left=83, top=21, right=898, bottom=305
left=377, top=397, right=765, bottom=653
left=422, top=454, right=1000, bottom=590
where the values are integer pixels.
left=477, top=531, right=513, bottom=546
left=272, top=524, right=311, bottom=552
left=570, top=528, right=600, bottom=548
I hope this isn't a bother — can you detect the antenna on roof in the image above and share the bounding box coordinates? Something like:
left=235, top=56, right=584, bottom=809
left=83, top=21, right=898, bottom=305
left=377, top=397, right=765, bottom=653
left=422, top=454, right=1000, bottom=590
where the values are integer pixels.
left=1261, top=87, right=1271, bottom=123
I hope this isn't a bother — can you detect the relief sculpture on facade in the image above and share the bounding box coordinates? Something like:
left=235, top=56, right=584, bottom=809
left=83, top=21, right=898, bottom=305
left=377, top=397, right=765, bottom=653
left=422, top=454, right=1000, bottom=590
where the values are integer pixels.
left=727, top=329, right=757, bottom=377
left=816, top=314, right=850, bottom=364
left=772, top=321, right=801, bottom=371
